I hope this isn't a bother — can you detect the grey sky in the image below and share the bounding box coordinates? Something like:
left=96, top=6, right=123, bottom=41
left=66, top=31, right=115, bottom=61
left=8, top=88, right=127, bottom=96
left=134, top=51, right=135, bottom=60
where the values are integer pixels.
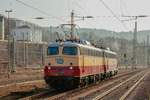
left=1, top=0, right=150, bottom=32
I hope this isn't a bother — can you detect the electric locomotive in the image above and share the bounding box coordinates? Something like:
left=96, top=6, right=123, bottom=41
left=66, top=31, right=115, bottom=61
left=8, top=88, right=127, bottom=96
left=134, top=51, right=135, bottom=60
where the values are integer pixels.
left=44, top=11, right=118, bottom=89
left=44, top=40, right=118, bottom=89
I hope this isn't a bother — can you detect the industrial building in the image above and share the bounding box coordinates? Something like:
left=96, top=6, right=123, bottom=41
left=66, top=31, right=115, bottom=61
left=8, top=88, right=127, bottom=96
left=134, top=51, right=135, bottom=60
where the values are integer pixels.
left=0, top=15, right=43, bottom=43
left=11, top=24, right=42, bottom=42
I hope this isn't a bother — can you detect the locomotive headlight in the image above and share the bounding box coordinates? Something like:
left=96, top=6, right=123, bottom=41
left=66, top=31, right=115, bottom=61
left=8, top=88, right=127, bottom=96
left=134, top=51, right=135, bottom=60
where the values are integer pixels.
left=69, top=66, right=73, bottom=70
left=48, top=66, right=51, bottom=70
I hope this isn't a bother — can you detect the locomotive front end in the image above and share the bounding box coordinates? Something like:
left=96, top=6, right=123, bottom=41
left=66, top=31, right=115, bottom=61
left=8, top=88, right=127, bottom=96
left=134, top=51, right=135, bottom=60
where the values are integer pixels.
left=44, top=43, right=81, bottom=89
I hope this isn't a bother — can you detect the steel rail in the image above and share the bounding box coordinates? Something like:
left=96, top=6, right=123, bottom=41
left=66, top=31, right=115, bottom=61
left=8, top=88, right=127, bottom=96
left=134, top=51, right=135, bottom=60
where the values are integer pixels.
left=0, top=80, right=44, bottom=89
left=92, top=70, right=148, bottom=100
left=119, top=71, right=149, bottom=100
left=18, top=69, right=142, bottom=100
left=43, top=70, right=142, bottom=100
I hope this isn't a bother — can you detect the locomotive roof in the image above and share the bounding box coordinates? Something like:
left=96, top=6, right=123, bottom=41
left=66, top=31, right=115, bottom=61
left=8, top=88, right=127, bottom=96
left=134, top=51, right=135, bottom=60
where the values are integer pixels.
left=48, top=41, right=117, bottom=55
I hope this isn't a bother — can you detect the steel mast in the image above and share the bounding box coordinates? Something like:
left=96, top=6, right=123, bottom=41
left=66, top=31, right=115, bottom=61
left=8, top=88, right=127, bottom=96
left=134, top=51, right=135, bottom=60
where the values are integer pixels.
left=70, top=11, right=75, bottom=40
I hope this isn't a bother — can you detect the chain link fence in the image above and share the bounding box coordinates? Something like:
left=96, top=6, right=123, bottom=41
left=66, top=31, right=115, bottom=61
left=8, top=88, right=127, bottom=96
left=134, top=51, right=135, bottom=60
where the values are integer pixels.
left=0, top=40, right=47, bottom=74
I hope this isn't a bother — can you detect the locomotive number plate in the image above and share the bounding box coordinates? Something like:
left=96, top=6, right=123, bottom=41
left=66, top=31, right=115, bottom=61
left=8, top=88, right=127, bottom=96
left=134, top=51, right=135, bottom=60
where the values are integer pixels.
left=56, top=57, right=64, bottom=64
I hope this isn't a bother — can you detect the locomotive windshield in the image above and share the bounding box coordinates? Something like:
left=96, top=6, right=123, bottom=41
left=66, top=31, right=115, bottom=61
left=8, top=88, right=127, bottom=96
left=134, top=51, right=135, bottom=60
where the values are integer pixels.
left=62, top=46, right=78, bottom=55
left=47, top=47, right=59, bottom=55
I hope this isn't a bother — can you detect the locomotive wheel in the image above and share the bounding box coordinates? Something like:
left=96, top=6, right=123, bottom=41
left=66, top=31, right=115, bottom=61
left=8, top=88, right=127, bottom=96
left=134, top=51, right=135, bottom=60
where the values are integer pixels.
left=95, top=74, right=100, bottom=82
left=80, top=77, right=86, bottom=87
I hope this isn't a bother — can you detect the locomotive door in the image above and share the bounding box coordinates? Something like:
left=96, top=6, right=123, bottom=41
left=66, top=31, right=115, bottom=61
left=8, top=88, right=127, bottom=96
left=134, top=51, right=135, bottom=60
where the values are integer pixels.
left=102, top=51, right=107, bottom=73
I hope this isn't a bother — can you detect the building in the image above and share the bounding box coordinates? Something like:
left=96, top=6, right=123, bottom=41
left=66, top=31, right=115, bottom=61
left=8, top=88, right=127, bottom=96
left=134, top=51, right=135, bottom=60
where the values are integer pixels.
left=0, top=14, right=43, bottom=42
left=11, top=25, right=31, bottom=41
left=11, top=24, right=42, bottom=42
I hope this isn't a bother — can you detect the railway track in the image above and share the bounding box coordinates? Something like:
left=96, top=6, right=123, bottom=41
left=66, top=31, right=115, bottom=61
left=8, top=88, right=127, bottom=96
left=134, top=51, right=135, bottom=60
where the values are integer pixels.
left=19, top=69, right=143, bottom=100
left=119, top=71, right=149, bottom=100
left=62, top=69, right=146, bottom=100
left=0, top=80, right=44, bottom=89
left=20, top=89, right=56, bottom=100
left=0, top=80, right=46, bottom=99
left=92, top=69, right=149, bottom=100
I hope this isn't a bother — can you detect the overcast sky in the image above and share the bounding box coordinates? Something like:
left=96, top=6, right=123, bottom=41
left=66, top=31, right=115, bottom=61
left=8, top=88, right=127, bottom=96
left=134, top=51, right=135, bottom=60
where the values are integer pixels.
left=1, top=0, right=150, bottom=32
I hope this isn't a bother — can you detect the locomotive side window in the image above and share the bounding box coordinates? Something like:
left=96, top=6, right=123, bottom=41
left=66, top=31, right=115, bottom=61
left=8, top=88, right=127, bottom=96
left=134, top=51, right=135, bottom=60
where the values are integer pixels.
left=47, top=47, right=59, bottom=55
left=80, top=47, right=103, bottom=57
left=62, top=46, right=78, bottom=55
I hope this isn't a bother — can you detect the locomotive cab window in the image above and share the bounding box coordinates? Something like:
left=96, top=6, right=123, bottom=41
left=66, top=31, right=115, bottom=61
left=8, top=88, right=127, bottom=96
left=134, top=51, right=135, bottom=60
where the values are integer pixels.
left=62, top=46, right=78, bottom=55
left=47, top=47, right=59, bottom=55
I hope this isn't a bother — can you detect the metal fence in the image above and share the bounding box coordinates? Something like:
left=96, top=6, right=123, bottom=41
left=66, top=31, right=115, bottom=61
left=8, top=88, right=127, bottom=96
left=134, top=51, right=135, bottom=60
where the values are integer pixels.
left=0, top=40, right=47, bottom=73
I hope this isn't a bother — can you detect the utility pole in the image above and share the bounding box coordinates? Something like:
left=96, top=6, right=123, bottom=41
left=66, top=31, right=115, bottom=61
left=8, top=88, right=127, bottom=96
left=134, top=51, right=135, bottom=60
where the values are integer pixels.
left=70, top=11, right=74, bottom=40
left=132, top=16, right=137, bottom=69
left=25, top=41, right=28, bottom=68
left=12, top=35, right=16, bottom=72
left=60, top=11, right=93, bottom=40
left=23, top=32, right=26, bottom=68
left=147, top=35, right=150, bottom=67
left=5, top=10, right=15, bottom=72
left=50, top=26, right=52, bottom=42
left=136, top=36, right=150, bottom=68
left=143, top=40, right=146, bottom=66
left=122, top=15, right=148, bottom=69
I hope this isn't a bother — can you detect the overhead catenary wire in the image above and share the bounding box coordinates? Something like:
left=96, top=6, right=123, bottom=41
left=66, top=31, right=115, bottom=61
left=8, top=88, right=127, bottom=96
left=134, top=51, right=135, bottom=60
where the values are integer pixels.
left=69, top=0, right=125, bottom=32
left=72, top=0, right=97, bottom=28
left=67, top=0, right=71, bottom=14
left=120, top=0, right=130, bottom=16
left=73, top=0, right=133, bottom=31
left=73, top=0, right=89, bottom=15
left=98, top=0, right=129, bottom=31
left=15, top=0, right=66, bottom=22
left=119, top=0, right=133, bottom=32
